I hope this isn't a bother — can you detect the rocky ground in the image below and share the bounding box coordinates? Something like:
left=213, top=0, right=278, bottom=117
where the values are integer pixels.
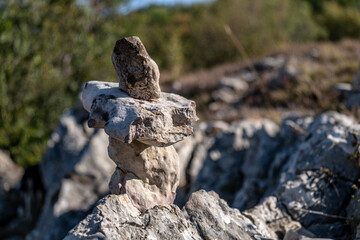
left=1, top=41, right=360, bottom=239
left=164, top=40, right=360, bottom=122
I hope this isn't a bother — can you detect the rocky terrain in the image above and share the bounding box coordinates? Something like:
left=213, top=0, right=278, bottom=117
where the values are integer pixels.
left=165, top=40, right=360, bottom=122
left=1, top=41, right=360, bottom=239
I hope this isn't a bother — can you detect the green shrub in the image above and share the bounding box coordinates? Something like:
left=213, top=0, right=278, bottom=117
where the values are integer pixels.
left=317, top=2, right=360, bottom=40
left=0, top=0, right=123, bottom=167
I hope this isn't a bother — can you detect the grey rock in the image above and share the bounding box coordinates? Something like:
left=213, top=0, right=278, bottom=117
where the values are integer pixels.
left=352, top=63, right=360, bottom=92
left=190, top=119, right=280, bottom=209
left=269, top=58, right=299, bottom=89
left=0, top=150, right=23, bottom=194
left=0, top=104, right=115, bottom=240
left=347, top=93, right=360, bottom=108
left=177, top=112, right=359, bottom=238
left=183, top=190, right=267, bottom=240
left=254, top=56, right=286, bottom=72
left=334, top=83, right=352, bottom=94
left=347, top=189, right=360, bottom=221
left=65, top=193, right=201, bottom=240
left=239, top=71, right=256, bottom=83
left=243, top=196, right=316, bottom=239
left=26, top=107, right=115, bottom=240
left=112, top=36, right=161, bottom=100
left=279, top=170, right=352, bottom=237
left=66, top=190, right=282, bottom=240
left=4, top=85, right=360, bottom=239
left=82, top=81, right=198, bottom=147
left=347, top=189, right=360, bottom=239
left=212, top=77, right=248, bottom=104
left=288, top=111, right=360, bottom=182
left=174, top=121, right=225, bottom=189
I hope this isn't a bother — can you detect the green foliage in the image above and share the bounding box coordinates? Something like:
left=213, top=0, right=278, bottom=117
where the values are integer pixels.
left=0, top=0, right=124, bottom=167
left=317, top=2, right=360, bottom=40
left=301, top=0, right=360, bottom=13
left=120, top=0, right=321, bottom=71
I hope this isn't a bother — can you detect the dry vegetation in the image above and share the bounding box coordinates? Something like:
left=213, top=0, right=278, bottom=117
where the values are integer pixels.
left=164, top=40, right=360, bottom=123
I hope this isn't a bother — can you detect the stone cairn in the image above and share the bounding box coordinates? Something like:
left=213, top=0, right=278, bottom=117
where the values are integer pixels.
left=81, top=36, right=198, bottom=212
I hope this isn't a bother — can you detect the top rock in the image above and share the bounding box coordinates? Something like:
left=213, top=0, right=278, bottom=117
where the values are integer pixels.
left=112, top=36, right=161, bottom=100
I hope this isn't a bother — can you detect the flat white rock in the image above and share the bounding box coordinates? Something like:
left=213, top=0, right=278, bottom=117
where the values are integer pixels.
left=82, top=81, right=198, bottom=146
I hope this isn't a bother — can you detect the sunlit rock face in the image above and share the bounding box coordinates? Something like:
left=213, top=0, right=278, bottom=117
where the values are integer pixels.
left=112, top=36, right=161, bottom=101
left=82, top=36, right=198, bottom=212
left=82, top=81, right=197, bottom=147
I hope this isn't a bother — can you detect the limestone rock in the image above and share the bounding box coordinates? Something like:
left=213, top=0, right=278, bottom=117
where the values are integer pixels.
left=27, top=106, right=115, bottom=240
left=184, top=190, right=267, bottom=240
left=82, top=81, right=198, bottom=147
left=65, top=190, right=278, bottom=240
left=112, top=36, right=161, bottom=100
left=181, top=112, right=359, bottom=238
left=0, top=104, right=115, bottom=240
left=108, top=138, right=179, bottom=212
left=190, top=119, right=280, bottom=209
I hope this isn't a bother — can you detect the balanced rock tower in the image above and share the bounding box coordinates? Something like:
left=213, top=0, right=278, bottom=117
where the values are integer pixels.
left=82, top=36, right=198, bottom=212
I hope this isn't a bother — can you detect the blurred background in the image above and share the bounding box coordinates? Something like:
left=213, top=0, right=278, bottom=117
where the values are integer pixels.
left=1, top=0, right=360, bottom=168
left=1, top=0, right=360, bottom=239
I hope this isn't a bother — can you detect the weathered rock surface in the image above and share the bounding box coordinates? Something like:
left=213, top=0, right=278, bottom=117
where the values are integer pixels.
left=112, top=36, right=161, bottom=100
left=65, top=111, right=360, bottom=239
left=2, top=102, right=360, bottom=239
left=181, top=111, right=360, bottom=238
left=82, top=81, right=198, bottom=147
left=66, top=190, right=303, bottom=240
left=0, top=103, right=115, bottom=240
left=82, top=37, right=198, bottom=213
left=189, top=118, right=280, bottom=209
left=108, top=138, right=179, bottom=212
left=347, top=189, right=360, bottom=239
left=27, top=106, right=114, bottom=240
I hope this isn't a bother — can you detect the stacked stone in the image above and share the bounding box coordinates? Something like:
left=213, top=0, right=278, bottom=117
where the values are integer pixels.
left=81, top=36, right=198, bottom=212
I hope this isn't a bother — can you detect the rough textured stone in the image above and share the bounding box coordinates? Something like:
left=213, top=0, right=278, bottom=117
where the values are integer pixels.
left=108, top=137, right=179, bottom=212
left=4, top=108, right=360, bottom=239
left=112, top=36, right=161, bottom=100
left=0, top=104, right=115, bottom=240
left=82, top=81, right=198, bottom=147
left=65, top=194, right=200, bottom=240
left=81, top=37, right=198, bottom=214
left=27, top=107, right=115, bottom=240
left=190, top=119, right=280, bottom=208
left=65, top=190, right=283, bottom=240
left=180, top=112, right=360, bottom=238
